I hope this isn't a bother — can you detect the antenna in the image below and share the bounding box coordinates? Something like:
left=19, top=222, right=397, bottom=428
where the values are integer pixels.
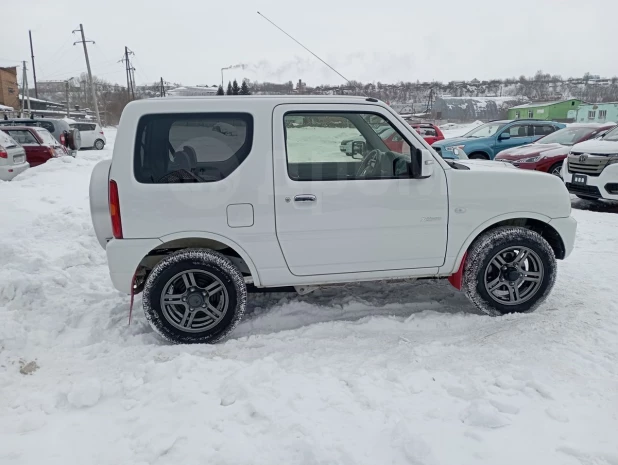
left=257, top=11, right=356, bottom=91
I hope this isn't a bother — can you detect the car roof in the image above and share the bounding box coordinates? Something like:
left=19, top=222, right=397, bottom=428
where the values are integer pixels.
left=0, top=125, right=41, bottom=131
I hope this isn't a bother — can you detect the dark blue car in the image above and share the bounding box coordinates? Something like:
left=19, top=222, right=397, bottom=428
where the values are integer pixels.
left=433, top=119, right=566, bottom=160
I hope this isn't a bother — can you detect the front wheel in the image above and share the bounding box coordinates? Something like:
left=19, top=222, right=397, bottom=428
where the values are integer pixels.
left=548, top=162, right=563, bottom=177
left=94, top=139, right=105, bottom=150
left=143, top=249, right=247, bottom=344
left=463, top=227, right=556, bottom=316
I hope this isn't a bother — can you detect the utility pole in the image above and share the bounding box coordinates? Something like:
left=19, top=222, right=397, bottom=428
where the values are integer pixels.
left=160, top=77, right=166, bottom=97
left=21, top=61, right=26, bottom=117
left=65, top=80, right=70, bottom=117
left=29, top=30, right=38, bottom=98
left=22, top=62, right=31, bottom=116
left=121, top=46, right=135, bottom=101
left=73, top=24, right=102, bottom=128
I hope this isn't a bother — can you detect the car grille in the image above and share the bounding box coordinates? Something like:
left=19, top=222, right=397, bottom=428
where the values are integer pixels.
left=565, top=183, right=602, bottom=198
left=568, top=153, right=612, bottom=176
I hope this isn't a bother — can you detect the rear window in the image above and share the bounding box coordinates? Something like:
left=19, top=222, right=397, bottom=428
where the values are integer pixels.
left=37, top=121, right=55, bottom=133
left=134, top=113, right=253, bottom=183
left=0, top=131, right=18, bottom=148
left=33, top=128, right=58, bottom=146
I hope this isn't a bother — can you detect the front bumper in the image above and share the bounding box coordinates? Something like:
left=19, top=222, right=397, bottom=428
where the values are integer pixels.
left=548, top=216, right=577, bottom=259
left=0, top=162, right=29, bottom=181
left=562, top=163, right=618, bottom=200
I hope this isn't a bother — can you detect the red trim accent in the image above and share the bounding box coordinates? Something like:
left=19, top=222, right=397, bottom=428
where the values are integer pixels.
left=128, top=273, right=136, bottom=325
left=448, top=252, right=467, bottom=290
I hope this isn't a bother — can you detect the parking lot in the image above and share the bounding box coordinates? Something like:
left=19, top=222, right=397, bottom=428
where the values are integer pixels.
left=0, top=127, right=617, bottom=464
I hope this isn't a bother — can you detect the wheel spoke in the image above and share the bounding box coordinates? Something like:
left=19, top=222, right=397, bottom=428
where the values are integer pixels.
left=182, top=272, right=198, bottom=289
left=507, top=285, right=516, bottom=302
left=205, top=303, right=223, bottom=319
left=179, top=309, right=197, bottom=328
left=512, top=284, right=521, bottom=302
left=162, top=293, right=186, bottom=305
left=513, top=249, right=529, bottom=266
left=205, top=281, right=224, bottom=296
left=492, top=255, right=507, bottom=268
left=486, top=277, right=503, bottom=292
left=522, top=273, right=541, bottom=283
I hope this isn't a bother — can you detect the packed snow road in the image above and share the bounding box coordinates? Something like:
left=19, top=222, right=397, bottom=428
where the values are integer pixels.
left=1, top=128, right=617, bottom=465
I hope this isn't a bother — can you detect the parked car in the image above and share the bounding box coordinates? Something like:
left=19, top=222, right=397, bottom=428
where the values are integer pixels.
left=0, top=118, right=81, bottom=155
left=409, top=122, right=444, bottom=146
left=562, top=124, right=618, bottom=201
left=0, top=130, right=29, bottom=181
left=90, top=96, right=576, bottom=344
left=1, top=126, right=69, bottom=167
left=70, top=122, right=106, bottom=150
left=495, top=123, right=616, bottom=176
left=431, top=119, right=566, bottom=160
left=341, top=124, right=449, bottom=157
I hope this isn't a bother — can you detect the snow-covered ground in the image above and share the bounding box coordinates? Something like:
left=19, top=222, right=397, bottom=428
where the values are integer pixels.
left=1, top=128, right=617, bottom=465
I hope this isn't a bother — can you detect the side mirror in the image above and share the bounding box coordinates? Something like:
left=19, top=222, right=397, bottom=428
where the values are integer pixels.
left=351, top=140, right=365, bottom=155
left=410, top=148, right=434, bottom=179
left=499, top=132, right=511, bottom=140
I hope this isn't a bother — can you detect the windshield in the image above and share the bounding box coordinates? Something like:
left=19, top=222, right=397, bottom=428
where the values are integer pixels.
left=0, top=131, right=18, bottom=148
left=604, top=126, right=618, bottom=142
left=537, top=126, right=598, bottom=146
left=463, top=123, right=505, bottom=138
left=33, top=128, right=58, bottom=146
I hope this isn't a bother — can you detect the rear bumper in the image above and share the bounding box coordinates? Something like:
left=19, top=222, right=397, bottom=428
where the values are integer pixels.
left=548, top=216, right=577, bottom=259
left=106, top=238, right=163, bottom=294
left=562, top=163, right=618, bottom=201
left=0, top=162, right=29, bottom=181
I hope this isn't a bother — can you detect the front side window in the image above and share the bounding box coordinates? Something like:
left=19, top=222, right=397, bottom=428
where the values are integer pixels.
left=134, top=113, right=253, bottom=184
left=284, top=112, right=412, bottom=181
left=5, top=129, right=38, bottom=144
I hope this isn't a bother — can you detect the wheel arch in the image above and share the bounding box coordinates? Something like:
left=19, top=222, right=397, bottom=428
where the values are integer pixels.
left=135, top=232, right=261, bottom=290
left=468, top=150, right=491, bottom=160
left=449, top=213, right=566, bottom=276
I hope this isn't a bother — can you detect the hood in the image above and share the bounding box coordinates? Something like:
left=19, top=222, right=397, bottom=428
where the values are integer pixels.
left=571, top=139, right=618, bottom=154
left=496, top=143, right=568, bottom=160
left=433, top=136, right=477, bottom=147
left=455, top=159, right=517, bottom=171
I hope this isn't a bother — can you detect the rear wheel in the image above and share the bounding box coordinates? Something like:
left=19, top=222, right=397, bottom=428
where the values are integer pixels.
left=463, top=227, right=556, bottom=316
left=143, top=249, right=247, bottom=344
left=94, top=139, right=105, bottom=150
left=469, top=152, right=489, bottom=160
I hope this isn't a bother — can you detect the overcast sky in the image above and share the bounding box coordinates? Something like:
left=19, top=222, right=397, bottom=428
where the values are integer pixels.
left=2, top=0, right=617, bottom=88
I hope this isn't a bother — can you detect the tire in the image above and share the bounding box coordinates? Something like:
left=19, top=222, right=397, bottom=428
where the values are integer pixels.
left=142, top=249, right=247, bottom=344
left=463, top=227, right=556, bottom=316
left=469, top=152, right=489, bottom=160
left=94, top=139, right=105, bottom=150
left=66, top=128, right=82, bottom=151
left=548, top=162, right=563, bottom=177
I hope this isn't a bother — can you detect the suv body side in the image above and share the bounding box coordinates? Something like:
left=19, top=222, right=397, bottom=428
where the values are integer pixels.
left=433, top=120, right=565, bottom=159
left=100, top=97, right=575, bottom=294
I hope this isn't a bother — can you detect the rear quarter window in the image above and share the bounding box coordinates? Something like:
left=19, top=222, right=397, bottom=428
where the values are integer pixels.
left=134, top=113, right=253, bottom=184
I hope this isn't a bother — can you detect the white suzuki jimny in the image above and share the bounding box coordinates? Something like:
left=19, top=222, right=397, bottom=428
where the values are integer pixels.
left=90, top=96, right=577, bottom=344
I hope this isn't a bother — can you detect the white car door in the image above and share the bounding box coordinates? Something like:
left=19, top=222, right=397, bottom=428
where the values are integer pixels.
left=272, top=103, right=449, bottom=276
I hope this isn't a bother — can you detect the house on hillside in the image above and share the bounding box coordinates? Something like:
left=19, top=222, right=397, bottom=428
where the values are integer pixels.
left=575, top=102, right=618, bottom=123
left=507, top=99, right=582, bottom=122
left=432, top=96, right=528, bottom=122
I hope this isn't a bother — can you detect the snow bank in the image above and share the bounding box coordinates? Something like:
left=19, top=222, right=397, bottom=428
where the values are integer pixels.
left=0, top=128, right=617, bottom=464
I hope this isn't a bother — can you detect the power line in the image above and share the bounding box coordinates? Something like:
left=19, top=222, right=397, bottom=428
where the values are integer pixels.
left=73, top=23, right=101, bottom=128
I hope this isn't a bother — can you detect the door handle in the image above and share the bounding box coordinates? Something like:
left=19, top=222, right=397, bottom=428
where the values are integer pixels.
left=294, top=194, right=317, bottom=203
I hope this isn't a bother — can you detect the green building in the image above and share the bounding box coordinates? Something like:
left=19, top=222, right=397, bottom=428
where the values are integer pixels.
left=575, top=102, right=618, bottom=123
left=507, top=99, right=583, bottom=122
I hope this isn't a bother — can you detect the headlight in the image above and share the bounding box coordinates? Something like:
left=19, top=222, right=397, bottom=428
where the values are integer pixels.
left=520, top=155, right=542, bottom=163
left=446, top=145, right=465, bottom=152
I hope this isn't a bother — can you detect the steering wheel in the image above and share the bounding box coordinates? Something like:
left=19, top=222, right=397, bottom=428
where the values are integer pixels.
left=356, top=149, right=382, bottom=177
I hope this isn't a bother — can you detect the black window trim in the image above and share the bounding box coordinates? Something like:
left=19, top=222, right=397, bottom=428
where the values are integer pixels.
left=283, top=110, right=414, bottom=182
left=133, top=111, right=254, bottom=184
